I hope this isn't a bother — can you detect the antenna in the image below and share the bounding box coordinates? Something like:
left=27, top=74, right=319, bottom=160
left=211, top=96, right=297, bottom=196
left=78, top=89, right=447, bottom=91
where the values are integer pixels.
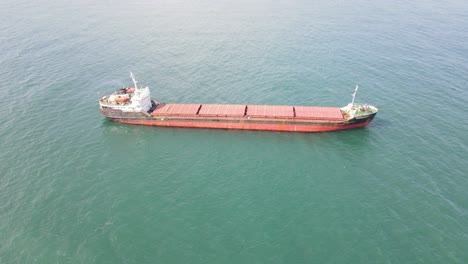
left=130, top=72, right=138, bottom=89
left=351, top=85, right=358, bottom=105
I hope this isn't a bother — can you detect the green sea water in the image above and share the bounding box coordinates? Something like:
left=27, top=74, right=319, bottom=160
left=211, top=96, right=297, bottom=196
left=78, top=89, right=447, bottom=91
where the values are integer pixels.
left=1, top=0, right=467, bottom=263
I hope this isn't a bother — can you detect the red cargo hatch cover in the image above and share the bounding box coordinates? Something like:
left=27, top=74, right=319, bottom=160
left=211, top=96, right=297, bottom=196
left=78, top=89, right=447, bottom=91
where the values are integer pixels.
left=198, top=104, right=246, bottom=117
left=294, top=106, right=344, bottom=120
left=247, top=105, right=294, bottom=119
left=151, top=104, right=200, bottom=116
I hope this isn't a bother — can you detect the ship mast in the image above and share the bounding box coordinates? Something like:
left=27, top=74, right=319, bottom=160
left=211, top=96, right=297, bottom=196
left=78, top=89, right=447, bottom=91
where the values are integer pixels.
left=130, top=72, right=138, bottom=90
left=351, top=85, right=358, bottom=105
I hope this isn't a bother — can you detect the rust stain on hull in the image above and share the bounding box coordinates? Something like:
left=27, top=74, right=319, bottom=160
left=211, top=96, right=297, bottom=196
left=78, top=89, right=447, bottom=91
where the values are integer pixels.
left=112, top=118, right=373, bottom=133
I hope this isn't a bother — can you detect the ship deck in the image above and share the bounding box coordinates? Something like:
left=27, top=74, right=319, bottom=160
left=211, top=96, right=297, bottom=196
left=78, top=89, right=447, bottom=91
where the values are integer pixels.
left=151, top=103, right=345, bottom=121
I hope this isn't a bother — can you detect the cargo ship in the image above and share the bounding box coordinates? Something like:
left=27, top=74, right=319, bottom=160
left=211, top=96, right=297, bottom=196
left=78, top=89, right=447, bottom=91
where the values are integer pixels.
left=99, top=73, right=378, bottom=132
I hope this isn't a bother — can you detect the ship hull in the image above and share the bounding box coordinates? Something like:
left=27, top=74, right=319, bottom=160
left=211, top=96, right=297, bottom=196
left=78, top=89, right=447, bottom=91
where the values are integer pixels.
left=104, top=113, right=376, bottom=133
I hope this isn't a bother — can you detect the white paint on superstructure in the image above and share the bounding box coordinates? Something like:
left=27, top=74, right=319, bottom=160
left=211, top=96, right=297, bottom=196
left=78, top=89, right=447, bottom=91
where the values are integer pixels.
left=99, top=73, right=153, bottom=113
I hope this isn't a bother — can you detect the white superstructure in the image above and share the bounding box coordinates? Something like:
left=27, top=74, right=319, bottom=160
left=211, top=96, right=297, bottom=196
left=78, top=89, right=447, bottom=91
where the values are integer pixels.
left=99, top=72, right=152, bottom=113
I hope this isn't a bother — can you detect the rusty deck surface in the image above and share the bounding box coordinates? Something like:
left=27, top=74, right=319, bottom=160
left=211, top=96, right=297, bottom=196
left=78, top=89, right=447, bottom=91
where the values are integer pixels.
left=198, top=104, right=245, bottom=117
left=247, top=105, right=294, bottom=119
left=294, top=106, right=344, bottom=120
left=151, top=103, right=201, bottom=116
left=152, top=103, right=344, bottom=121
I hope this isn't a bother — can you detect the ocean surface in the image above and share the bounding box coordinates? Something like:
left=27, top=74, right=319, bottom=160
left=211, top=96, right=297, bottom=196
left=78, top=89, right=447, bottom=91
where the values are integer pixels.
left=1, top=0, right=467, bottom=263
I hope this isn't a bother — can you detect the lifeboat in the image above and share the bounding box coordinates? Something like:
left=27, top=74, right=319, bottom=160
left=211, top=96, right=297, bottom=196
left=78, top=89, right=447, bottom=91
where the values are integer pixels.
left=115, top=95, right=129, bottom=103
left=125, top=87, right=136, bottom=93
